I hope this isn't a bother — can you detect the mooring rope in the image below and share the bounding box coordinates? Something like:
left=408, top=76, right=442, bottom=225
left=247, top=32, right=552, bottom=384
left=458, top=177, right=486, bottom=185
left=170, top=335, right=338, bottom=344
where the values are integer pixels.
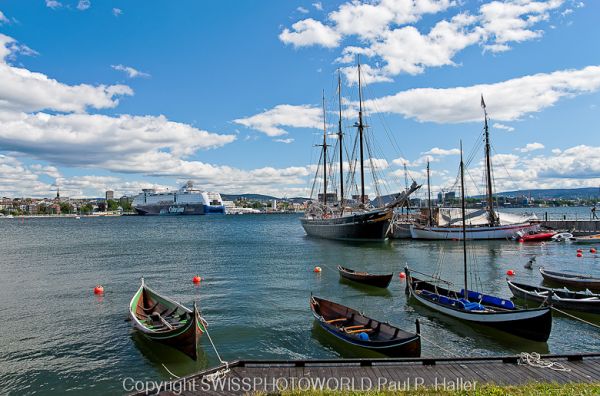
left=161, top=363, right=181, bottom=379
left=201, top=319, right=231, bottom=382
left=518, top=352, right=571, bottom=372
left=550, top=306, right=600, bottom=331
left=419, top=333, right=462, bottom=358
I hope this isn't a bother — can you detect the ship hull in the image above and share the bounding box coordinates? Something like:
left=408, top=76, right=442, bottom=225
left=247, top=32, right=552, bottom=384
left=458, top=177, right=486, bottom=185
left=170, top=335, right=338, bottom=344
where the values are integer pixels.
left=300, top=209, right=392, bottom=241
left=134, top=203, right=225, bottom=216
left=410, top=223, right=536, bottom=240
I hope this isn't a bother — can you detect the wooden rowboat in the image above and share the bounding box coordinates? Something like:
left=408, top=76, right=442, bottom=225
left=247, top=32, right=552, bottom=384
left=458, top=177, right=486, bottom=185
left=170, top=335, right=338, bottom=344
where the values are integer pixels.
left=507, top=279, right=600, bottom=314
left=337, top=265, right=393, bottom=288
left=310, top=296, right=421, bottom=357
left=129, top=278, right=206, bottom=360
left=540, top=267, right=600, bottom=291
left=572, top=234, right=600, bottom=244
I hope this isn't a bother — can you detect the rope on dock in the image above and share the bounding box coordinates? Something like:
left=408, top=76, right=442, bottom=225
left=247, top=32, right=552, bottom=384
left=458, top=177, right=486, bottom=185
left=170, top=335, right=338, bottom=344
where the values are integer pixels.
left=202, top=319, right=231, bottom=382
left=550, top=306, right=600, bottom=332
left=518, top=352, right=571, bottom=372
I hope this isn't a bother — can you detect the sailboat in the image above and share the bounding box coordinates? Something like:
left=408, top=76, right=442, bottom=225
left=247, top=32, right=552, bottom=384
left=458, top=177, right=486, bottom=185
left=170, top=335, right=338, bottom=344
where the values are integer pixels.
left=410, top=97, right=537, bottom=240
left=301, top=64, right=420, bottom=241
left=405, top=144, right=552, bottom=342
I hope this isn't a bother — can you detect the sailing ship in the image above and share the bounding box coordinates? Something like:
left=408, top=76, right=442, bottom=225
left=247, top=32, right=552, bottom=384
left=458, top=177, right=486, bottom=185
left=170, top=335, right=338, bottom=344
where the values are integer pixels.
left=405, top=144, right=552, bottom=342
left=301, top=64, right=420, bottom=241
left=410, top=97, right=537, bottom=240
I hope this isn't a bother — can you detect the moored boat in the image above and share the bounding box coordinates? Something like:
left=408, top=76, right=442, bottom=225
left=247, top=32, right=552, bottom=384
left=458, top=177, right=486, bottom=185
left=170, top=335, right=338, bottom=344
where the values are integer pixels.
left=337, top=265, right=393, bottom=288
left=310, top=296, right=421, bottom=357
left=507, top=279, right=600, bottom=314
left=540, top=267, right=600, bottom=291
left=129, top=278, right=206, bottom=360
left=572, top=234, right=600, bottom=244
left=516, top=231, right=557, bottom=242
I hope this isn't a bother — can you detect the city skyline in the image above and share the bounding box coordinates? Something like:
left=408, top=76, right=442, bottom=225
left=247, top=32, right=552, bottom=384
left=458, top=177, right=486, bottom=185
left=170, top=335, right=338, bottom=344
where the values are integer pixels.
left=0, top=1, right=598, bottom=200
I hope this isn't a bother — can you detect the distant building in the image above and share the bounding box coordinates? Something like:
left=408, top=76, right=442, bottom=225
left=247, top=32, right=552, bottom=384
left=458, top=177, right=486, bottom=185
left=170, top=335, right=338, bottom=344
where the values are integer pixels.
left=105, top=190, right=114, bottom=201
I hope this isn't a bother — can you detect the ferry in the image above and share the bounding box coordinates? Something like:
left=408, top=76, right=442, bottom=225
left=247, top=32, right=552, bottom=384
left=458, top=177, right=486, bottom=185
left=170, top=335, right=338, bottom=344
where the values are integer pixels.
left=132, top=181, right=225, bottom=215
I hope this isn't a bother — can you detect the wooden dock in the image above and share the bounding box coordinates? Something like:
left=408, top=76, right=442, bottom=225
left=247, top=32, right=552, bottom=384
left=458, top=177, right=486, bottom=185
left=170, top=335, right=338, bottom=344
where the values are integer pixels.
left=539, top=219, right=600, bottom=235
left=142, top=354, right=600, bottom=395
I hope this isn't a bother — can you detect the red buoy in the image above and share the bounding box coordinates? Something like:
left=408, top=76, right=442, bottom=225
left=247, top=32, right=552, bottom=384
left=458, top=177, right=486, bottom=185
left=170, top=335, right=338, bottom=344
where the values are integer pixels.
left=192, top=275, right=202, bottom=284
left=577, top=252, right=583, bottom=258
left=518, top=238, right=524, bottom=243
left=591, top=248, right=597, bottom=254
left=314, top=266, right=322, bottom=273
left=399, top=272, right=406, bottom=279
left=577, top=248, right=583, bottom=253
left=506, top=269, right=515, bottom=276
left=93, top=285, right=104, bottom=295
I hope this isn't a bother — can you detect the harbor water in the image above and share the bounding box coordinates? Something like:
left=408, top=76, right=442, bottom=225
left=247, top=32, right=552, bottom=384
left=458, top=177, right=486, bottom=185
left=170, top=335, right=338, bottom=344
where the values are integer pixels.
left=1, top=211, right=599, bottom=395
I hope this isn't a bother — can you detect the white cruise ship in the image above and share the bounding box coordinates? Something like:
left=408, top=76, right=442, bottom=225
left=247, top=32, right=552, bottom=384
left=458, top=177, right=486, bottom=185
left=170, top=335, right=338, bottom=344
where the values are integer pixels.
left=132, top=181, right=225, bottom=215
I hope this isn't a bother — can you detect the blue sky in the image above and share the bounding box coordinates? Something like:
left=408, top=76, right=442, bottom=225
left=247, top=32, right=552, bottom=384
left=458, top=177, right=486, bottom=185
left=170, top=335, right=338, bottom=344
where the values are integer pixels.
left=0, top=0, right=598, bottom=199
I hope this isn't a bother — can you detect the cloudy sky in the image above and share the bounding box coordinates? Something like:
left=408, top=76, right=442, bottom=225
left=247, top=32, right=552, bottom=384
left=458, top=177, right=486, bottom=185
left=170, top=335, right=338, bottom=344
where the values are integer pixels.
left=0, top=0, right=598, bottom=199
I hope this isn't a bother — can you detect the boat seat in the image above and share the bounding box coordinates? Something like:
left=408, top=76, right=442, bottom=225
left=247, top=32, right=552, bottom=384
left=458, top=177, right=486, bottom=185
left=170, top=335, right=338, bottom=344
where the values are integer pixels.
left=141, top=301, right=159, bottom=312
left=343, top=325, right=366, bottom=331
left=326, top=318, right=347, bottom=324
left=347, top=328, right=374, bottom=334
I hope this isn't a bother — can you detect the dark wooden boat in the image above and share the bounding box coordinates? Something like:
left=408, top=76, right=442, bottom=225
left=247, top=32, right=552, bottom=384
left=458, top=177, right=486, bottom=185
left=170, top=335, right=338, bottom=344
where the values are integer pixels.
left=406, top=270, right=552, bottom=342
left=129, top=278, right=206, bottom=360
left=310, top=296, right=421, bottom=357
left=337, top=265, right=393, bottom=288
left=540, top=267, right=600, bottom=291
left=507, top=279, right=600, bottom=314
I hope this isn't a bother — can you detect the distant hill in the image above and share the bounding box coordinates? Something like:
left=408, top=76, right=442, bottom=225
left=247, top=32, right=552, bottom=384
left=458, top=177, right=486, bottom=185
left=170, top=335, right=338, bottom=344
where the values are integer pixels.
left=221, top=193, right=278, bottom=201
left=490, top=187, right=599, bottom=199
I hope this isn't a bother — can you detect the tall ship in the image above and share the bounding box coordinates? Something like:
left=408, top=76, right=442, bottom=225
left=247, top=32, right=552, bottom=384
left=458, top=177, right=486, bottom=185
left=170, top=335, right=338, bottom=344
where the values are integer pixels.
left=132, top=181, right=225, bottom=215
left=301, top=63, right=420, bottom=241
left=410, top=97, right=537, bottom=240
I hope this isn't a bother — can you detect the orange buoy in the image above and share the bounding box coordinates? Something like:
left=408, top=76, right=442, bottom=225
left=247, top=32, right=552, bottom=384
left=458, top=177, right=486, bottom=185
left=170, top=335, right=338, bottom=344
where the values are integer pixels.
left=192, top=275, right=202, bottom=284
left=314, top=266, right=322, bottom=273
left=577, top=252, right=583, bottom=258
left=399, top=272, right=406, bottom=279
left=591, top=248, right=597, bottom=254
left=506, top=269, right=515, bottom=276
left=93, top=285, right=104, bottom=295
left=518, top=238, right=524, bottom=243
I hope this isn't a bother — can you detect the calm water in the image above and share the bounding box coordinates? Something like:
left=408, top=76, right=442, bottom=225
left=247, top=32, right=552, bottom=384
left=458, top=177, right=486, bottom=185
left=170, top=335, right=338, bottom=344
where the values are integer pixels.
left=1, top=212, right=599, bottom=395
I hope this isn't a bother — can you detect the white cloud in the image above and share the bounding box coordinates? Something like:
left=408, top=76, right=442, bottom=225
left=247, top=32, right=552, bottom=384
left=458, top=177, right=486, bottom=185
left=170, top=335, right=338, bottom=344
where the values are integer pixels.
left=422, top=147, right=460, bottom=156
left=516, top=142, right=545, bottom=152
left=111, top=64, right=150, bottom=79
left=493, top=122, right=515, bottom=132
left=0, top=35, right=131, bottom=113
left=551, top=148, right=562, bottom=154
left=233, top=104, right=323, bottom=137
left=0, top=11, right=9, bottom=24
left=280, top=0, right=568, bottom=82
left=113, top=8, right=123, bottom=17
left=279, top=18, right=342, bottom=48
left=297, top=6, right=309, bottom=14
left=364, top=65, right=600, bottom=123
left=313, top=2, right=323, bottom=11
left=274, top=138, right=295, bottom=144
left=77, top=0, right=91, bottom=11
left=45, top=1, right=62, bottom=9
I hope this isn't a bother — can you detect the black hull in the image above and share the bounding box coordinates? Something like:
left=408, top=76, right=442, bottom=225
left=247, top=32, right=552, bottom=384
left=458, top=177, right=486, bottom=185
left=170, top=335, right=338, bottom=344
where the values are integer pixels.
left=540, top=267, right=600, bottom=291
left=406, top=271, right=552, bottom=342
left=508, top=280, right=600, bottom=314
left=338, top=265, right=393, bottom=288
left=300, top=210, right=392, bottom=241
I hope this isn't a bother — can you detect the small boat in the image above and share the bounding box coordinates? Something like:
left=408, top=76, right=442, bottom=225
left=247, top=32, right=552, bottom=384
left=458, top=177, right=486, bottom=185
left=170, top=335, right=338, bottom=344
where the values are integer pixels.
left=551, top=232, right=573, bottom=242
left=516, top=231, right=557, bottom=242
left=129, top=278, right=206, bottom=360
left=507, top=279, right=600, bottom=314
left=572, top=234, right=600, bottom=244
left=337, top=265, right=393, bottom=288
left=310, top=296, right=421, bottom=357
left=405, top=138, right=551, bottom=343
left=540, top=267, right=600, bottom=291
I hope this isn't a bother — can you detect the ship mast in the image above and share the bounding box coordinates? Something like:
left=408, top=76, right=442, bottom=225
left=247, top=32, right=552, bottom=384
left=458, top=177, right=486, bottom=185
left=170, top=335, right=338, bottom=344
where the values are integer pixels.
left=357, top=59, right=366, bottom=206
left=460, top=141, right=468, bottom=299
left=481, top=95, right=497, bottom=226
left=321, top=90, right=328, bottom=206
left=337, top=72, right=344, bottom=213
left=427, top=160, right=432, bottom=226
